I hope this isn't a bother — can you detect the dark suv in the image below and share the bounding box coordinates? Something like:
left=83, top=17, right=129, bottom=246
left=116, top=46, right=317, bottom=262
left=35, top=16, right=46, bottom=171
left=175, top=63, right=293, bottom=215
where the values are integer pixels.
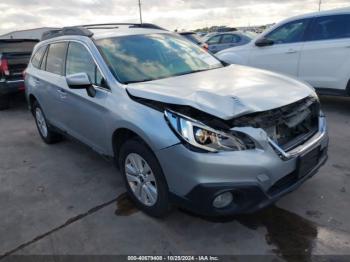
left=0, top=39, right=38, bottom=109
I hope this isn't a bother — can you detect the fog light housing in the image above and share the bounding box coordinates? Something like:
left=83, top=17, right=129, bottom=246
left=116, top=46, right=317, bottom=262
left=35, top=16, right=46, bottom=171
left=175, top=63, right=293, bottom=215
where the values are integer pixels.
left=213, top=192, right=233, bottom=209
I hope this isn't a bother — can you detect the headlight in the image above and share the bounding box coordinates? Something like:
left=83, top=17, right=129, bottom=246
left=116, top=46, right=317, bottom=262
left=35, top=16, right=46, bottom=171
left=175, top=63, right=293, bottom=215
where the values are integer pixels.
left=164, top=110, right=255, bottom=152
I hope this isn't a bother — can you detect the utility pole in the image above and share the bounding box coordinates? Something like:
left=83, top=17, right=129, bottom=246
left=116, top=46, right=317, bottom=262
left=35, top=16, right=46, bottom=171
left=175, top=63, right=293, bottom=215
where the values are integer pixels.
left=318, top=0, right=322, bottom=11
left=138, top=0, right=143, bottom=24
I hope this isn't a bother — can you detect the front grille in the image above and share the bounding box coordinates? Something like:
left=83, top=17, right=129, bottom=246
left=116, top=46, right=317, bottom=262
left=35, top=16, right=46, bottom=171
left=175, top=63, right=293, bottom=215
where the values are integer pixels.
left=230, top=97, right=320, bottom=151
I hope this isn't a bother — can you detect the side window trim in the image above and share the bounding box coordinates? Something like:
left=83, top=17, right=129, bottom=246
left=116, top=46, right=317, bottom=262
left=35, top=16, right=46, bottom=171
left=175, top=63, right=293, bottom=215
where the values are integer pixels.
left=302, top=18, right=316, bottom=42
left=40, top=45, right=49, bottom=70
left=65, top=40, right=110, bottom=91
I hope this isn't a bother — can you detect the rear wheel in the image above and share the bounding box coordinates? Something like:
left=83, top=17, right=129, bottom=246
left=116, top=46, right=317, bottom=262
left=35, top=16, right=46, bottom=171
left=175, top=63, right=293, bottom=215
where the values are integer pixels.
left=33, top=101, right=63, bottom=144
left=119, top=139, right=170, bottom=217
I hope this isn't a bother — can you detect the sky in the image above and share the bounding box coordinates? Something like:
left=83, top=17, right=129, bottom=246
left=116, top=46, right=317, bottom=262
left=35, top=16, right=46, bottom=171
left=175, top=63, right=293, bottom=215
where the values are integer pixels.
left=0, top=0, right=349, bottom=35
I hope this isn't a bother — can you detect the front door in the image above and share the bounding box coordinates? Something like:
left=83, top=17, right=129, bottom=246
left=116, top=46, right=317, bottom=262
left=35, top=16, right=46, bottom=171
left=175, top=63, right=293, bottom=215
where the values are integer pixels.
left=61, top=41, right=110, bottom=153
left=248, top=18, right=311, bottom=77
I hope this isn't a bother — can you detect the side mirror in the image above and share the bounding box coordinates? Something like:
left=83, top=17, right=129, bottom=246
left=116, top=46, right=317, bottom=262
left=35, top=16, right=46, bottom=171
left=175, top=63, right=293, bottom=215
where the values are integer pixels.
left=255, top=37, right=274, bottom=47
left=66, top=73, right=96, bottom=97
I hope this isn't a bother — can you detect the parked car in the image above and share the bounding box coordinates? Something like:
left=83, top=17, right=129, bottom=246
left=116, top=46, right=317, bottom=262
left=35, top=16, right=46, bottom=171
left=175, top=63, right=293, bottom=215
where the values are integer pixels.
left=179, top=32, right=208, bottom=51
left=0, top=39, right=39, bottom=109
left=217, top=8, right=350, bottom=96
left=25, top=23, right=328, bottom=217
left=204, top=32, right=254, bottom=53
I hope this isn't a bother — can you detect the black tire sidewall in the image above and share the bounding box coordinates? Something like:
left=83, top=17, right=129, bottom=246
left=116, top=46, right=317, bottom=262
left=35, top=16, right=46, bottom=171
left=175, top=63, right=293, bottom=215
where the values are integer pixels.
left=119, top=139, right=170, bottom=217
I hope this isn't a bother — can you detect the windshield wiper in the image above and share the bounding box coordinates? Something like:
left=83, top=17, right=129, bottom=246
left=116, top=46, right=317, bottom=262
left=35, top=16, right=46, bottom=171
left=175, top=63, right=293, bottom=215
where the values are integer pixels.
left=172, top=68, right=218, bottom=77
left=123, top=79, right=154, bottom=84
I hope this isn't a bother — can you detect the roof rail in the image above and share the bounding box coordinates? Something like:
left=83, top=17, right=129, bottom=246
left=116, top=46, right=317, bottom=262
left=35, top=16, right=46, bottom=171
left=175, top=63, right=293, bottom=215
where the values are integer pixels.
left=40, top=23, right=166, bottom=41
left=41, top=26, right=93, bottom=41
left=80, top=23, right=166, bottom=31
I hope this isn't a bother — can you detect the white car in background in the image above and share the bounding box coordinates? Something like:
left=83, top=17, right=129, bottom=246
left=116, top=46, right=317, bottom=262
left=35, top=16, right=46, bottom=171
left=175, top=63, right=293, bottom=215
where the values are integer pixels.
left=217, top=8, right=350, bottom=96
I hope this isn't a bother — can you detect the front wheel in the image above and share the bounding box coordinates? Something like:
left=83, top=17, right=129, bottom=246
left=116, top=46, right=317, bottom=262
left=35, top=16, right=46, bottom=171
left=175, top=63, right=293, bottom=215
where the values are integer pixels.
left=119, top=139, right=170, bottom=217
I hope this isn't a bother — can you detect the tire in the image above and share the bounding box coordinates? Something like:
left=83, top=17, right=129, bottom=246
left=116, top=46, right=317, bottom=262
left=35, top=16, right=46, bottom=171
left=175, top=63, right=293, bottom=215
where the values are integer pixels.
left=119, top=138, right=171, bottom=217
left=0, top=95, right=10, bottom=110
left=32, top=101, right=63, bottom=144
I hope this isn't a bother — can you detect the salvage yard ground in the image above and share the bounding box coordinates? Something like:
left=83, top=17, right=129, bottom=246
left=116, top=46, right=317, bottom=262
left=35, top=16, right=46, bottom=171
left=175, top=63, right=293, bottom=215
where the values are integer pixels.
left=0, top=95, right=350, bottom=261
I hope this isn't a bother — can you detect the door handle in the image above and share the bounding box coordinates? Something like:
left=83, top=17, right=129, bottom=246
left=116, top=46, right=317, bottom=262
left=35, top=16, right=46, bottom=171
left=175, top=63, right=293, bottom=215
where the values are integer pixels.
left=286, top=49, right=298, bottom=54
left=57, top=88, right=67, bottom=98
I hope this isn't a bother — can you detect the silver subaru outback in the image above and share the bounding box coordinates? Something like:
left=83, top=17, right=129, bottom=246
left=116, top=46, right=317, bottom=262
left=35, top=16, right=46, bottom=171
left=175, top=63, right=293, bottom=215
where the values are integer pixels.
left=25, top=24, right=328, bottom=217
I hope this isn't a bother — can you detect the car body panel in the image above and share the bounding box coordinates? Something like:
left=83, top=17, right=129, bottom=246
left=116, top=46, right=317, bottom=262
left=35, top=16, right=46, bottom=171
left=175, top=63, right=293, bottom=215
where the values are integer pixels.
left=298, top=38, right=350, bottom=90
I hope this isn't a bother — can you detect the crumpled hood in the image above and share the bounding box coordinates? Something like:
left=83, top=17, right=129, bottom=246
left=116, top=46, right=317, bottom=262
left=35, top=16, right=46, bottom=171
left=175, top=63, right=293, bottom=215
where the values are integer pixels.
left=126, top=64, right=315, bottom=120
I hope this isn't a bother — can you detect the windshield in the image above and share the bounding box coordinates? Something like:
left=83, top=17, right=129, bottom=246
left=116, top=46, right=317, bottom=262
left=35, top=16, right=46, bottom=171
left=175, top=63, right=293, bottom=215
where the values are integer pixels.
left=96, top=33, right=223, bottom=84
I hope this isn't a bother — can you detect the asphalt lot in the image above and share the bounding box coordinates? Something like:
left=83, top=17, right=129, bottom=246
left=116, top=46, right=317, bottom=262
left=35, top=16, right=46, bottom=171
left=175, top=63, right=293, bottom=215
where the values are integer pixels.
left=0, top=95, right=350, bottom=261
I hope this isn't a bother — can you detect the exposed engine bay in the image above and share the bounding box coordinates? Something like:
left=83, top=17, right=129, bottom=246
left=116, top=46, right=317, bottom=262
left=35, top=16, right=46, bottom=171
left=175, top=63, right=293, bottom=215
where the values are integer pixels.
left=229, top=96, right=320, bottom=151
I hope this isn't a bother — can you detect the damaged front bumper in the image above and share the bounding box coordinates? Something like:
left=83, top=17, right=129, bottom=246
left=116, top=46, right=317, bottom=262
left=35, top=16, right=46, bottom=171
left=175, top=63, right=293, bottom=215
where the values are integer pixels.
left=268, top=113, right=327, bottom=160
left=156, top=114, right=328, bottom=216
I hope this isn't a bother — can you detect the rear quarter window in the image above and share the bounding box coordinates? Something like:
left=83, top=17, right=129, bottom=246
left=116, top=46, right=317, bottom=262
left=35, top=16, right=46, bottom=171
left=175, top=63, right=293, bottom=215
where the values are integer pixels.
left=31, top=46, right=47, bottom=69
left=45, top=42, right=67, bottom=75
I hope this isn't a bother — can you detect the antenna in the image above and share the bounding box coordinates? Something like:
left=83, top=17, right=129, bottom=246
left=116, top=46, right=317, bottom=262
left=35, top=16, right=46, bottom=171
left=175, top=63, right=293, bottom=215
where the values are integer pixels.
left=138, top=0, right=143, bottom=24
left=318, top=0, right=322, bottom=11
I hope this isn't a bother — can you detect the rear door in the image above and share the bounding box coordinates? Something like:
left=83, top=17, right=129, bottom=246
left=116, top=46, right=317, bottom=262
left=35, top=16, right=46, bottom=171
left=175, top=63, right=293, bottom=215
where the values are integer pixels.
left=37, top=42, right=68, bottom=130
left=298, top=14, right=350, bottom=91
left=62, top=41, right=109, bottom=153
left=248, top=18, right=311, bottom=77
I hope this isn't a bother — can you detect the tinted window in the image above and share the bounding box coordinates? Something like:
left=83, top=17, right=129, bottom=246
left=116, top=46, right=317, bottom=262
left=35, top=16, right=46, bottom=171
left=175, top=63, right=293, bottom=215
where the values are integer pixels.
left=31, top=46, right=46, bottom=68
left=97, top=33, right=222, bottom=84
left=46, top=43, right=66, bottom=75
left=207, top=35, right=221, bottom=44
left=221, top=34, right=234, bottom=43
left=310, top=15, right=350, bottom=41
left=266, top=19, right=310, bottom=44
left=65, top=42, right=103, bottom=86
left=220, top=34, right=243, bottom=44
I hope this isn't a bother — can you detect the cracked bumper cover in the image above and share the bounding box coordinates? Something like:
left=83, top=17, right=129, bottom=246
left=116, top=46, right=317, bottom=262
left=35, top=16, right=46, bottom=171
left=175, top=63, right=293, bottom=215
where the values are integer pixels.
left=170, top=149, right=327, bottom=216
left=156, top=116, right=329, bottom=216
